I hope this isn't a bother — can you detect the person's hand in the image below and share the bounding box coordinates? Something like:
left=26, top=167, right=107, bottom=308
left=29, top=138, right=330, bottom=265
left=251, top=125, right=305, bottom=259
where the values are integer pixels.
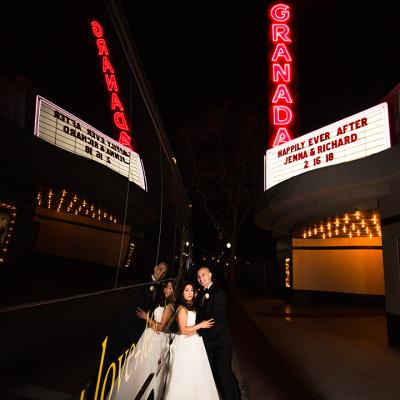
left=136, top=307, right=148, bottom=320
left=200, top=318, right=214, bottom=329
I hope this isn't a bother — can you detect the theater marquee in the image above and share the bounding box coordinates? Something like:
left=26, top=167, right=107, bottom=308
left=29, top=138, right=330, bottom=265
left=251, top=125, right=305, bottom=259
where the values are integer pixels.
left=268, top=3, right=295, bottom=148
left=34, top=96, right=147, bottom=191
left=265, top=102, right=391, bottom=190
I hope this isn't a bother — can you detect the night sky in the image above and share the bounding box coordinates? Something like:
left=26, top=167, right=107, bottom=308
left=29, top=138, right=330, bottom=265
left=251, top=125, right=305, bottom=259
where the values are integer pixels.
left=3, top=1, right=398, bottom=154
left=122, top=0, right=399, bottom=256
left=2, top=1, right=399, bottom=258
left=124, top=0, right=399, bottom=137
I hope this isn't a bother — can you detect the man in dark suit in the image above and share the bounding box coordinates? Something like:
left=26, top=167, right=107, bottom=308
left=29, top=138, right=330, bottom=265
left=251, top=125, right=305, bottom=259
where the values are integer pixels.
left=134, top=261, right=169, bottom=326
left=84, top=261, right=168, bottom=399
left=196, top=266, right=241, bottom=400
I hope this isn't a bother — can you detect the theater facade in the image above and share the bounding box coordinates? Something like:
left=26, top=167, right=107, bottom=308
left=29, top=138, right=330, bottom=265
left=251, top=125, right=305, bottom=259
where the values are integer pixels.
left=254, top=84, right=400, bottom=346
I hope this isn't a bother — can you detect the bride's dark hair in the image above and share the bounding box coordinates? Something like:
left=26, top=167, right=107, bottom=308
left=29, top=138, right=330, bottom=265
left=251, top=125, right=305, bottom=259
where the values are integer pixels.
left=177, top=281, right=196, bottom=311
left=159, top=279, right=175, bottom=307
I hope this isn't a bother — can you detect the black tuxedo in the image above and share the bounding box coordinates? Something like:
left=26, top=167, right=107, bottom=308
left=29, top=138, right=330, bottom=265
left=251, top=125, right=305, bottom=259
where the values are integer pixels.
left=135, top=279, right=164, bottom=327
left=196, top=283, right=240, bottom=400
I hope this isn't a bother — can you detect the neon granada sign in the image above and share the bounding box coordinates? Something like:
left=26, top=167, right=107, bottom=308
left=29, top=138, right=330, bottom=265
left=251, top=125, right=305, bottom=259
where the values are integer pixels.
left=90, top=20, right=132, bottom=150
left=269, top=3, right=294, bottom=147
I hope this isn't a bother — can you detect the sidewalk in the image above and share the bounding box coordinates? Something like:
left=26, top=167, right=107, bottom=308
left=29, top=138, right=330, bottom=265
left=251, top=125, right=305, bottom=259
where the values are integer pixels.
left=229, top=296, right=314, bottom=400
left=231, top=292, right=400, bottom=400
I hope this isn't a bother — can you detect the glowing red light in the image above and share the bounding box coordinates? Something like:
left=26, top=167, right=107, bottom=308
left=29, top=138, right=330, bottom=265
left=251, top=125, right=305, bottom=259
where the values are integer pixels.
left=270, top=4, right=290, bottom=22
left=272, top=64, right=291, bottom=82
left=271, top=84, right=293, bottom=104
left=114, top=112, right=129, bottom=131
left=96, top=39, right=109, bottom=56
left=269, top=3, right=294, bottom=148
left=273, top=127, right=292, bottom=147
left=90, top=20, right=132, bottom=149
left=102, top=57, right=115, bottom=74
left=271, top=43, right=292, bottom=62
left=105, top=75, right=119, bottom=92
left=271, top=24, right=291, bottom=43
left=119, top=131, right=131, bottom=148
left=111, top=93, right=124, bottom=111
left=273, top=105, right=293, bottom=125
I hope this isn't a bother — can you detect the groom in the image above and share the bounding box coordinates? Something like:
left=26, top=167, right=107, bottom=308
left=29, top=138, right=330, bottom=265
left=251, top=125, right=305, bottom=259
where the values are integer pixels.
left=196, top=266, right=241, bottom=400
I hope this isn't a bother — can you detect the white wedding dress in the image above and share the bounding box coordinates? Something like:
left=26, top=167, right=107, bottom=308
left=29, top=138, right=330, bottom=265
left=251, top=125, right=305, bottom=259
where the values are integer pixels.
left=164, top=308, right=220, bottom=400
left=110, top=305, right=170, bottom=400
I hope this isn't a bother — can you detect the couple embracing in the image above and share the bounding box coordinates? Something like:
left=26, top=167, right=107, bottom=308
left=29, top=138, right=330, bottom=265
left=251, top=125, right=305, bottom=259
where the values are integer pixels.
left=164, top=266, right=241, bottom=400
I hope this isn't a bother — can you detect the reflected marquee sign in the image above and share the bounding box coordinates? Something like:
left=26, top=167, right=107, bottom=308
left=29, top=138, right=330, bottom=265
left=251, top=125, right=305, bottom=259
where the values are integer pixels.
left=34, top=96, right=147, bottom=191
left=264, top=102, right=391, bottom=190
left=90, top=20, right=132, bottom=150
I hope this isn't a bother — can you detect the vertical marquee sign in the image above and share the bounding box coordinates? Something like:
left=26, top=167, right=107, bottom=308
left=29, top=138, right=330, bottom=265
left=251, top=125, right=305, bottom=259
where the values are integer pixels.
left=90, top=20, right=133, bottom=150
left=268, top=3, right=295, bottom=148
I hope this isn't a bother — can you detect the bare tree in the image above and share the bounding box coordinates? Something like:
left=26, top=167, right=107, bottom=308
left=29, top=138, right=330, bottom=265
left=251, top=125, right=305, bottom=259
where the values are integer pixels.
left=175, top=99, right=264, bottom=291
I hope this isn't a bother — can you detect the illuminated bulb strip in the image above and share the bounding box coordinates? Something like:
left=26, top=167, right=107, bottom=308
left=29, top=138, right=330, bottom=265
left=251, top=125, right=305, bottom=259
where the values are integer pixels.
left=285, top=258, right=291, bottom=288
left=36, top=188, right=119, bottom=223
left=293, top=209, right=382, bottom=240
left=124, top=242, right=135, bottom=267
left=0, top=202, right=17, bottom=263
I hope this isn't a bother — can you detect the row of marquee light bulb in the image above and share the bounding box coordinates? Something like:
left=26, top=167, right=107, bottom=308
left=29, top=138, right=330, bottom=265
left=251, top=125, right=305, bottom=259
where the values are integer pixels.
left=124, top=242, right=135, bottom=268
left=299, top=210, right=381, bottom=239
left=0, top=202, right=17, bottom=263
left=37, top=189, right=118, bottom=224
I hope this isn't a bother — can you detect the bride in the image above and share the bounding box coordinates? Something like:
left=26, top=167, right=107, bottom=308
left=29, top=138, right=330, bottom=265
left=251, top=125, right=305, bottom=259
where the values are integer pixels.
left=164, top=281, right=220, bottom=400
left=110, top=280, right=174, bottom=400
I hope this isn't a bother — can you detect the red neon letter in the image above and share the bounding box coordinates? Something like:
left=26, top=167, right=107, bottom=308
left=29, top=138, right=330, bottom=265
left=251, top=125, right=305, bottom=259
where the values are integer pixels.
left=273, top=127, right=292, bottom=147
left=270, top=4, right=290, bottom=22
left=105, top=74, right=119, bottom=92
left=91, top=21, right=103, bottom=38
left=271, top=43, right=292, bottom=62
left=272, top=24, right=291, bottom=42
left=272, top=84, right=293, bottom=104
left=96, top=39, right=109, bottom=56
left=102, top=57, right=115, bottom=74
left=273, top=105, right=293, bottom=125
left=119, top=131, right=131, bottom=148
left=272, top=63, right=291, bottom=82
left=114, top=112, right=129, bottom=131
left=111, top=93, right=124, bottom=111
left=268, top=3, right=294, bottom=149
left=91, top=20, right=133, bottom=149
